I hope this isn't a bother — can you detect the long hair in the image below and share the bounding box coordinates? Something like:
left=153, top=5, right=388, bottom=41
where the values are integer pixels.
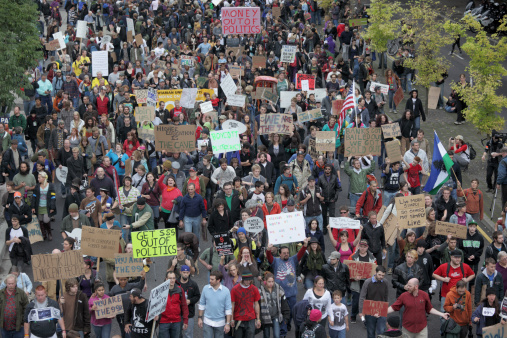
left=481, top=295, right=500, bottom=322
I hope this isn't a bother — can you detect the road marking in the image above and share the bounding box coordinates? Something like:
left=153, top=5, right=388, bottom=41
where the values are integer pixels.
left=452, top=53, right=464, bottom=60
left=478, top=225, right=492, bottom=244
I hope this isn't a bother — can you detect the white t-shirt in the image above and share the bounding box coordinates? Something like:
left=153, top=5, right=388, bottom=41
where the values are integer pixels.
left=328, top=303, right=348, bottom=331
left=303, top=289, right=333, bottom=320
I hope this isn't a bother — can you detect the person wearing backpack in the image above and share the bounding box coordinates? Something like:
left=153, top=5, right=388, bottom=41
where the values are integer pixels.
left=449, top=135, right=472, bottom=170
left=299, top=309, right=326, bottom=338
left=456, top=179, right=484, bottom=222
left=274, top=164, right=299, bottom=195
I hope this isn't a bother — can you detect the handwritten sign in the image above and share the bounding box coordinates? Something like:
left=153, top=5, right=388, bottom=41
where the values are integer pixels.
left=222, top=120, right=247, bottom=134
left=76, top=21, right=87, bottom=39
left=259, top=114, right=293, bottom=135
left=32, top=250, right=85, bottom=282
left=252, top=56, right=266, bottom=69
left=213, top=233, right=233, bottom=256
left=296, top=74, right=315, bottom=90
left=363, top=300, right=389, bottom=317
left=266, top=211, right=306, bottom=245
left=261, top=90, right=278, bottom=104
left=280, top=45, right=297, bottom=63
left=393, top=87, right=404, bottom=107
left=45, top=39, right=61, bottom=51
left=369, top=81, right=389, bottom=95
left=297, top=109, right=323, bottom=123
left=482, top=323, right=507, bottom=337
left=180, top=88, right=198, bottom=109
left=332, top=99, right=345, bottom=115
left=395, top=195, right=426, bottom=229
left=115, top=253, right=144, bottom=277
left=222, top=7, right=261, bottom=35
left=329, top=217, right=361, bottom=229
left=315, top=131, right=336, bottom=152
left=272, top=7, right=281, bottom=18
left=81, top=226, right=121, bottom=259
left=154, top=125, right=195, bottom=152
left=91, top=51, right=109, bottom=77
left=132, top=229, right=177, bottom=259
left=435, top=221, right=468, bottom=239
left=138, top=128, right=155, bottom=142
left=244, top=217, right=264, bottom=234
left=135, top=106, right=155, bottom=122
left=220, top=74, right=238, bottom=98
left=146, top=279, right=170, bottom=322
left=381, top=124, right=401, bottom=139
left=385, top=140, right=402, bottom=162
left=135, top=34, right=143, bottom=47
left=349, top=18, right=368, bottom=27
left=383, top=213, right=398, bottom=245
left=344, top=128, right=381, bottom=157
left=53, top=32, right=66, bottom=50
left=200, top=101, right=213, bottom=114
left=210, top=130, right=241, bottom=155
left=27, top=218, right=43, bottom=244
left=227, top=94, right=246, bottom=107
left=428, top=86, right=440, bottom=110
left=135, top=89, right=148, bottom=104
left=344, top=260, right=377, bottom=279
left=94, top=295, right=124, bottom=319
left=126, top=18, right=135, bottom=33
left=229, top=65, right=244, bottom=77
left=180, top=55, right=194, bottom=67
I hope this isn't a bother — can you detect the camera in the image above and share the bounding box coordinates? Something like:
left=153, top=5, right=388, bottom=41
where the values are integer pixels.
left=455, top=303, right=464, bottom=310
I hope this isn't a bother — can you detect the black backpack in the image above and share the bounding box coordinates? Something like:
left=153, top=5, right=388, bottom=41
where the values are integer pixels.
left=464, top=143, right=476, bottom=161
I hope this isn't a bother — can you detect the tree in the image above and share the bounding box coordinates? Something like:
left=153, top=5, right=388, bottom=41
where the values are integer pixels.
left=450, top=16, right=507, bottom=133
left=363, top=0, right=402, bottom=70
left=0, top=0, right=43, bottom=110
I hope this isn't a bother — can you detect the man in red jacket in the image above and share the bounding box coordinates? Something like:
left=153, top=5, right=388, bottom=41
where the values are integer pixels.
left=159, top=270, right=189, bottom=337
left=356, top=180, right=382, bottom=217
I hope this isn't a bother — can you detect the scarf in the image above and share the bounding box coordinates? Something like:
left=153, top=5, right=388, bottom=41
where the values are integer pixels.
left=167, top=186, right=175, bottom=192
left=306, top=250, right=324, bottom=271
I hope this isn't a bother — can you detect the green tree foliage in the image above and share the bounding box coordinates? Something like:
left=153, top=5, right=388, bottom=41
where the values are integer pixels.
left=0, top=0, right=43, bottom=107
left=363, top=0, right=402, bottom=59
left=450, top=16, right=507, bottom=133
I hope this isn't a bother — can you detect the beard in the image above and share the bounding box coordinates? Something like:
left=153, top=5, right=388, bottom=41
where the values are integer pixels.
left=19, top=167, right=30, bottom=175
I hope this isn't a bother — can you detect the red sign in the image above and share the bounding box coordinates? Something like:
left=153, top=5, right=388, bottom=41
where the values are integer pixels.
left=344, top=260, right=377, bottom=280
left=363, top=300, right=389, bottom=317
left=296, top=74, right=315, bottom=90
left=393, top=87, right=404, bottom=107
left=332, top=99, right=345, bottom=115
left=221, top=7, right=261, bottom=35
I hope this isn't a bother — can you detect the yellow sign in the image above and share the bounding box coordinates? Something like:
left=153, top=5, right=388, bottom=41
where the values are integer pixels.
left=131, top=229, right=177, bottom=258
left=157, top=89, right=215, bottom=109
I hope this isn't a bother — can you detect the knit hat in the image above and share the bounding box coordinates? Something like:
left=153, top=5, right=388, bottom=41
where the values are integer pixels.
left=241, top=270, right=253, bottom=280
left=237, top=227, right=247, bottom=236
left=309, top=309, right=322, bottom=322
left=387, top=315, right=400, bottom=328
left=163, top=160, right=172, bottom=170
left=137, top=197, right=146, bottom=206
left=68, top=203, right=79, bottom=212
left=486, top=287, right=496, bottom=296
left=450, top=250, right=462, bottom=257
left=328, top=251, right=341, bottom=260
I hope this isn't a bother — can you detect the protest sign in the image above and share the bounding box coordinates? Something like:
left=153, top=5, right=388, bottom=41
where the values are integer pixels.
left=135, top=34, right=143, bottom=46
left=135, top=106, right=155, bottom=122
left=53, top=32, right=66, bottom=50
left=200, top=101, right=213, bottom=114
left=137, top=128, right=155, bottom=142
left=32, top=250, right=85, bottom=282
left=428, top=86, right=440, bottom=110
left=297, top=108, right=323, bottom=123
left=308, top=138, right=320, bottom=158
left=393, top=87, right=404, bottom=107
left=225, top=46, right=244, bottom=58
left=307, top=89, right=327, bottom=102
left=385, top=213, right=398, bottom=246
left=296, top=74, right=315, bottom=90
left=45, top=39, right=60, bottom=51
left=315, top=131, right=336, bottom=152
left=115, top=253, right=144, bottom=277
left=363, top=300, right=389, bottom=317
left=261, top=90, right=278, bottom=104
left=157, top=89, right=214, bottom=109
left=483, top=323, right=507, bottom=337
left=27, top=218, right=43, bottom=244
left=329, top=217, right=361, bottom=229
left=156, top=60, right=167, bottom=70
left=332, top=99, right=345, bottom=115
left=344, top=260, right=377, bottom=279
left=227, top=94, right=246, bottom=107
left=222, top=120, right=247, bottom=134
left=213, top=233, right=233, bottom=256
left=220, top=74, right=238, bottom=98
left=280, top=91, right=299, bottom=108
left=154, top=125, right=195, bottom=152
left=135, top=89, right=148, bottom=104
left=244, top=217, right=264, bottom=234
left=301, top=80, right=310, bottom=92
left=280, top=45, right=297, bottom=63
left=126, top=18, right=135, bottom=33
left=76, top=21, right=87, bottom=39
left=132, top=229, right=177, bottom=259
left=56, top=166, right=68, bottom=184
left=101, top=35, right=111, bottom=49
left=381, top=124, right=401, bottom=139
left=210, top=130, right=241, bottom=154
left=147, top=88, right=157, bottom=107
left=180, top=55, right=194, bottom=67
left=212, top=0, right=223, bottom=5
left=81, top=226, right=121, bottom=259
left=349, top=18, right=368, bottom=27
left=272, top=7, right=281, bottom=18
left=254, top=88, right=266, bottom=101
left=259, top=114, right=293, bottom=135
left=180, top=88, right=198, bottom=109
left=344, top=128, right=382, bottom=157
left=385, top=140, right=402, bottom=162
left=92, top=51, right=109, bottom=77
left=395, top=195, right=426, bottom=229
left=435, top=221, right=468, bottom=239
left=65, top=228, right=82, bottom=250
left=252, top=56, right=266, bottom=69
left=222, top=7, right=261, bottom=35
left=126, top=30, right=133, bottom=43
left=229, top=65, right=244, bottom=77
left=146, top=280, right=171, bottom=322
left=368, top=81, right=389, bottom=95
left=197, top=139, right=209, bottom=148
left=94, top=295, right=124, bottom=319
left=266, top=211, right=306, bottom=245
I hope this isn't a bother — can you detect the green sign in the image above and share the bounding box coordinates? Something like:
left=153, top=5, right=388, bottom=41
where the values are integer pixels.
left=132, top=229, right=177, bottom=258
left=210, top=130, right=241, bottom=155
left=349, top=18, right=368, bottom=27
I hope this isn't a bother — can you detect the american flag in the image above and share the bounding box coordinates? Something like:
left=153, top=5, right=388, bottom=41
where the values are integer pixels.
left=337, top=83, right=356, bottom=132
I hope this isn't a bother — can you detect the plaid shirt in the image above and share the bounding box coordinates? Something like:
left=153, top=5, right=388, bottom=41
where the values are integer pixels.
left=62, top=80, right=80, bottom=99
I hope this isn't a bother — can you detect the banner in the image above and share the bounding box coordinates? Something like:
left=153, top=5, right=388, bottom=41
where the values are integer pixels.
left=435, top=221, right=468, bottom=239
left=266, top=211, right=306, bottom=245
left=385, top=140, right=402, bottom=162
left=81, top=226, right=121, bottom=259
left=329, top=217, right=361, bottom=229
left=92, top=51, right=109, bottom=77
left=280, top=45, right=297, bottom=63
left=381, top=124, right=401, bottom=138
left=395, top=195, right=426, bottom=229
left=344, top=128, right=382, bottom=157
left=349, top=18, right=368, bottom=27
left=115, top=253, right=144, bottom=277
left=94, top=295, right=124, bottom=319
left=135, top=106, right=155, bottom=122
left=154, top=125, right=195, bottom=152
left=32, top=250, right=85, bottom=282
left=210, top=130, right=241, bottom=154
left=132, top=229, right=177, bottom=259
left=343, top=260, right=377, bottom=279
left=243, top=217, right=264, bottom=234
left=146, top=280, right=171, bottom=322
left=363, top=300, right=389, bottom=317
left=213, top=233, right=233, bottom=256
left=222, top=7, right=261, bottom=35
left=27, top=218, right=43, bottom=244
left=315, top=131, right=336, bottom=152
left=259, top=114, right=293, bottom=135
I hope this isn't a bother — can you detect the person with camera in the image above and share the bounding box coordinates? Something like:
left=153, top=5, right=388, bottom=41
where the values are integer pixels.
left=443, top=280, right=472, bottom=338
left=482, top=131, right=505, bottom=193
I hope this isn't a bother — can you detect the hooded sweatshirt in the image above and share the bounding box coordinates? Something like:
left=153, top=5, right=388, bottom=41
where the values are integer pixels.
left=443, top=286, right=472, bottom=326
left=458, top=230, right=484, bottom=266
left=449, top=211, right=474, bottom=226
left=474, top=269, right=504, bottom=305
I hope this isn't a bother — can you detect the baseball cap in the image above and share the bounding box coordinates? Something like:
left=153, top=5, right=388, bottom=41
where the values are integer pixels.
left=450, top=250, right=462, bottom=257
left=287, top=199, right=295, bottom=206
left=180, top=265, right=190, bottom=272
left=130, top=288, right=142, bottom=297
left=189, top=167, right=196, bottom=172
left=329, top=251, right=341, bottom=260
left=14, top=192, right=22, bottom=198
left=359, top=239, right=369, bottom=247
left=309, top=309, right=322, bottom=322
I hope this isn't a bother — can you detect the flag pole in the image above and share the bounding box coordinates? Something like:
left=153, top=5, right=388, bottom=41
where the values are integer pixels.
left=451, top=167, right=467, bottom=201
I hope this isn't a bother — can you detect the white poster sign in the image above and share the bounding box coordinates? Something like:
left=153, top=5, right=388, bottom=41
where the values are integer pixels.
left=227, top=94, right=245, bottom=108
left=280, top=91, right=299, bottom=108
left=126, top=18, right=135, bottom=34
left=53, top=32, right=66, bottom=50
left=64, top=228, right=82, bottom=250
left=307, top=89, right=327, bottom=102
left=92, top=51, right=109, bottom=77
left=329, top=217, right=361, bottom=229
left=244, top=217, right=264, bottom=234
left=180, top=88, right=198, bottom=109
left=266, top=211, right=306, bottom=245
left=56, top=166, right=68, bottom=184
left=209, top=130, right=241, bottom=155
left=280, top=45, right=297, bottom=63
left=369, top=81, right=390, bottom=95
left=301, top=80, right=310, bottom=92
left=200, top=101, right=213, bottom=114
left=146, top=279, right=170, bottom=322
left=220, top=74, right=237, bottom=98
left=222, top=120, right=247, bottom=134
left=76, top=21, right=87, bottom=39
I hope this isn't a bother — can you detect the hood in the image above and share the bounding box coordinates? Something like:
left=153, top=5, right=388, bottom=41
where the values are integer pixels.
left=482, top=269, right=498, bottom=279
left=446, top=285, right=466, bottom=300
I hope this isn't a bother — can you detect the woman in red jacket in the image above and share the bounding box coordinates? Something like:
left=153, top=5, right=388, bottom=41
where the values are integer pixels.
left=123, top=131, right=140, bottom=157
left=158, top=174, right=183, bottom=229
left=95, top=86, right=109, bottom=116
left=262, top=192, right=282, bottom=228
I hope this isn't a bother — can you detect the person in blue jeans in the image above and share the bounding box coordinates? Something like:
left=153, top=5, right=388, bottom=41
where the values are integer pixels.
left=358, top=266, right=388, bottom=338
left=1, top=274, right=28, bottom=338
left=158, top=271, right=189, bottom=338
left=180, top=184, right=206, bottom=238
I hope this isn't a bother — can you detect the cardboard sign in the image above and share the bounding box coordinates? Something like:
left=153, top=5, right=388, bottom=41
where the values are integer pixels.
left=180, top=55, right=194, bottom=67
left=435, top=221, right=468, bottom=239
left=308, top=138, right=320, bottom=158
left=132, top=229, right=177, bottom=259
left=369, top=81, right=389, bottom=95
left=272, top=7, right=281, bottom=18
left=266, top=211, right=306, bottom=245
left=349, top=18, right=368, bottom=27
left=115, top=253, right=144, bottom=277
left=220, top=74, right=238, bottom=98
left=385, top=213, right=398, bottom=246
left=428, top=86, right=440, bottom=110
left=385, top=140, right=402, bottom=162
left=56, top=166, right=68, bottom=184
left=259, top=114, right=293, bottom=135
left=227, top=94, right=246, bottom=108
left=135, top=34, right=144, bottom=46
left=316, top=131, right=336, bottom=152
left=280, top=91, right=299, bottom=108
left=200, top=101, right=213, bottom=114
left=32, top=250, right=85, bottom=282
left=27, top=218, right=43, bottom=244
left=225, top=46, right=244, bottom=58
left=296, top=74, right=315, bottom=90
left=252, top=56, right=266, bottom=69
left=94, top=295, right=124, bottom=319
left=45, top=39, right=61, bottom=51
left=136, top=106, right=155, bottom=122
left=332, top=99, right=345, bottom=115
left=137, top=128, right=155, bottom=142
left=243, top=217, right=264, bottom=234
left=344, top=260, right=377, bottom=280
left=154, top=125, right=195, bottom=152
left=213, top=233, right=233, bottom=256
left=222, top=120, right=247, bottom=134
left=344, top=128, right=382, bottom=157
left=222, top=7, right=261, bottom=35
left=81, top=226, right=121, bottom=259
left=482, top=323, right=507, bottom=337
left=261, top=90, right=278, bottom=104
left=210, top=130, right=241, bottom=155
left=229, top=65, right=244, bottom=77
left=395, top=195, right=426, bottom=229
left=381, top=124, right=401, bottom=139
left=297, top=109, right=323, bottom=123
left=127, top=31, right=133, bottom=43
left=393, top=87, right=404, bottom=107
left=146, top=280, right=170, bottom=322
left=329, top=217, right=361, bottom=229
left=363, top=300, right=389, bottom=317
left=280, top=45, right=297, bottom=63
left=92, top=51, right=109, bottom=77
left=135, top=89, right=148, bottom=104
left=76, top=20, right=87, bottom=39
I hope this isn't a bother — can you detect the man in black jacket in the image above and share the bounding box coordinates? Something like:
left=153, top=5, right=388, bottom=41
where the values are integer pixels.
left=316, top=164, right=340, bottom=234
left=360, top=211, right=387, bottom=265
left=416, top=240, right=435, bottom=295
left=215, top=182, right=243, bottom=224
left=392, top=250, right=424, bottom=298
left=434, top=187, right=456, bottom=222
left=8, top=192, right=32, bottom=226
left=458, top=221, right=484, bottom=292
left=179, top=265, right=201, bottom=338
left=364, top=90, right=379, bottom=121
left=258, top=153, right=275, bottom=189
left=3, top=140, right=22, bottom=181
left=320, top=251, right=350, bottom=295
